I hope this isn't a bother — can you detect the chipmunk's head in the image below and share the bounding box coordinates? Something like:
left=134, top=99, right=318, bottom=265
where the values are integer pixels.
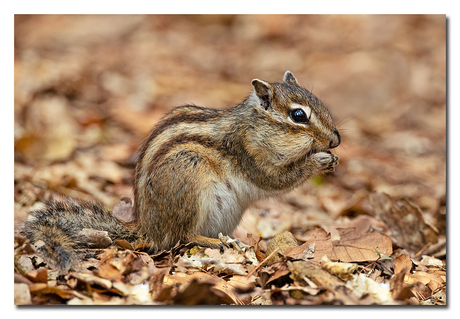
left=247, top=71, right=340, bottom=165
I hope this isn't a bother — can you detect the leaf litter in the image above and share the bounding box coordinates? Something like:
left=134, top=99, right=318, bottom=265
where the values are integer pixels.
left=14, top=196, right=446, bottom=305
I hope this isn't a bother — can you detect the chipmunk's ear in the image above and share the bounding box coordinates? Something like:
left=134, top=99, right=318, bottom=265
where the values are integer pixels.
left=252, top=79, right=273, bottom=110
left=283, top=71, right=299, bottom=85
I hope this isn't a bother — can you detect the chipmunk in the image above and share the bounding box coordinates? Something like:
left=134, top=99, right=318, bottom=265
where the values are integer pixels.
left=21, top=71, right=340, bottom=272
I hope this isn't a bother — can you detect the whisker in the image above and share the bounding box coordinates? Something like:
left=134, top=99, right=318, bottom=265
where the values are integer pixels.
left=336, top=115, right=354, bottom=128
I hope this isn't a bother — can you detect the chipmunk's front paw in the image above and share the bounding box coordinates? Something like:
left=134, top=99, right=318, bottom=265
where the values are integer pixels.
left=311, top=151, right=339, bottom=173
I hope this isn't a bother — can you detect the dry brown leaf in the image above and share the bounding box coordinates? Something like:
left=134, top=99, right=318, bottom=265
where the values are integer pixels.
left=171, top=279, right=234, bottom=305
left=23, top=268, right=48, bottom=284
left=149, top=267, right=170, bottom=301
left=345, top=274, right=394, bottom=304
left=30, top=285, right=76, bottom=300
left=370, top=192, right=438, bottom=254
left=14, top=273, right=34, bottom=286
left=178, top=248, right=248, bottom=275
left=320, top=255, right=358, bottom=280
left=96, top=250, right=125, bottom=282
left=289, top=228, right=336, bottom=262
left=391, top=253, right=445, bottom=303
left=260, top=262, right=291, bottom=288
left=333, top=227, right=392, bottom=262
left=116, top=239, right=135, bottom=250
left=285, top=242, right=315, bottom=260
left=14, top=237, right=37, bottom=255
left=410, top=282, right=433, bottom=301
left=162, top=272, right=235, bottom=305
left=271, top=284, right=321, bottom=297
left=69, top=272, right=113, bottom=290
left=288, top=260, right=361, bottom=305
left=407, top=271, right=445, bottom=293
left=226, top=275, right=257, bottom=293
left=418, top=255, right=445, bottom=268
left=341, top=214, right=388, bottom=235
left=368, top=269, right=385, bottom=283
left=394, top=254, right=412, bottom=276
left=290, top=227, right=392, bottom=263
left=77, top=228, right=112, bottom=248
left=109, top=281, right=153, bottom=304
left=390, top=270, right=414, bottom=301
left=112, top=197, right=135, bottom=223
left=75, top=153, right=128, bottom=184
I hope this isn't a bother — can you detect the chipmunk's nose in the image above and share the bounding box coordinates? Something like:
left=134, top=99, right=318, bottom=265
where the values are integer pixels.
left=329, top=129, right=341, bottom=149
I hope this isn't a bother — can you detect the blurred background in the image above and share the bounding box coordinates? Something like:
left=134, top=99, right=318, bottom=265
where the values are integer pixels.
left=14, top=15, right=446, bottom=245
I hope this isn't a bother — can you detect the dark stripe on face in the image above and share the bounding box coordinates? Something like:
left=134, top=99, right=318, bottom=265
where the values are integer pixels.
left=252, top=107, right=308, bottom=136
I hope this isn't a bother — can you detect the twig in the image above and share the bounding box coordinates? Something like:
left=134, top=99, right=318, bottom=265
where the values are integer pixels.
left=359, top=248, right=392, bottom=274
left=359, top=259, right=379, bottom=274
left=245, top=246, right=280, bottom=278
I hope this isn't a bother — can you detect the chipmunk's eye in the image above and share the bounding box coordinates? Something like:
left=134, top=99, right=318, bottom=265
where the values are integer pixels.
left=290, top=108, right=309, bottom=124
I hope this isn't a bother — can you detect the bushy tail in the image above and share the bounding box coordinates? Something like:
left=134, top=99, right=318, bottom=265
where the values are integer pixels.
left=21, top=198, right=138, bottom=272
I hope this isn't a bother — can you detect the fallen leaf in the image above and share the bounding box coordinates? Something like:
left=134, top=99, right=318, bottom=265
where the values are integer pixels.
left=320, top=255, right=358, bottom=280
left=390, top=270, right=414, bottom=301
left=285, top=242, right=315, bottom=260
left=259, top=262, right=291, bottom=288
left=116, top=239, right=135, bottom=250
left=149, top=267, right=171, bottom=301
left=346, top=274, right=394, bottom=304
left=163, top=272, right=235, bottom=305
left=23, top=268, right=48, bottom=284
left=96, top=250, right=125, bottom=282
left=69, top=272, right=113, bottom=290
left=226, top=275, right=257, bottom=294
left=408, top=271, right=444, bottom=292
left=418, top=255, right=445, bottom=268
left=333, top=227, right=392, bottom=262
left=171, top=279, right=234, bottom=305
left=112, top=197, right=135, bottom=223
left=77, top=228, right=112, bottom=248
left=288, top=260, right=361, bottom=305
left=283, top=226, right=392, bottom=263
left=271, top=284, right=321, bottom=297
left=14, top=273, right=34, bottom=286
left=286, top=228, right=336, bottom=262
left=394, top=254, right=412, bottom=276
left=370, top=192, right=438, bottom=254
left=30, top=285, right=76, bottom=300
